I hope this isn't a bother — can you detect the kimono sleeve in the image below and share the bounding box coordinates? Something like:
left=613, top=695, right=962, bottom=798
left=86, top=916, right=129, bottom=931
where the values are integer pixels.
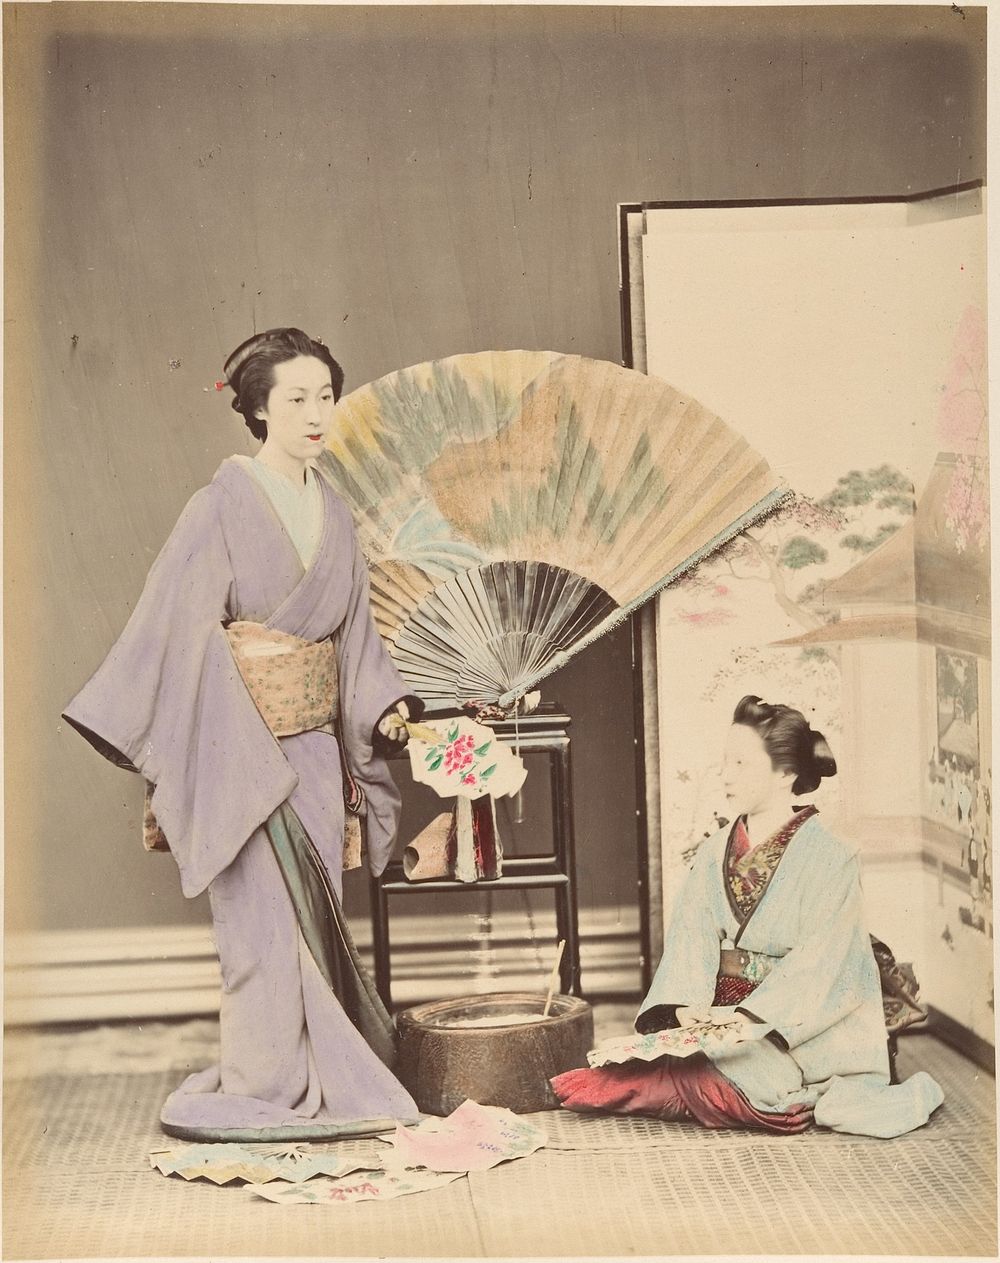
left=739, top=850, right=877, bottom=1050
left=336, top=525, right=423, bottom=878
left=635, top=838, right=723, bottom=1032
left=62, top=486, right=297, bottom=897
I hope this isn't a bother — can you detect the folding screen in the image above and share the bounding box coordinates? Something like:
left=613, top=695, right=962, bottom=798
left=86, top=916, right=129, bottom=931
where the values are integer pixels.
left=623, top=185, right=990, bottom=1046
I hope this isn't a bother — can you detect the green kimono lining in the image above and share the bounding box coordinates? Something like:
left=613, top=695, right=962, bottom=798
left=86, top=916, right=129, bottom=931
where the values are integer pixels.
left=265, top=802, right=398, bottom=1070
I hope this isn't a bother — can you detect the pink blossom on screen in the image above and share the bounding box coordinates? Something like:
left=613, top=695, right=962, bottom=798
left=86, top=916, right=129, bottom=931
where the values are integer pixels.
left=938, top=305, right=987, bottom=456
left=676, top=608, right=737, bottom=628
left=934, top=307, right=989, bottom=551
left=944, top=456, right=989, bottom=553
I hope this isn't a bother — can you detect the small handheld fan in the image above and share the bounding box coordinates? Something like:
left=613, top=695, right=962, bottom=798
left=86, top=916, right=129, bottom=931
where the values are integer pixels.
left=319, top=350, right=787, bottom=709
left=587, top=1011, right=772, bottom=1067
left=405, top=716, right=527, bottom=801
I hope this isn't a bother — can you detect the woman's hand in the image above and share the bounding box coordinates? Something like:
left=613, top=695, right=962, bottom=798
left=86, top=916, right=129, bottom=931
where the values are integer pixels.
left=674, top=1006, right=712, bottom=1028
left=377, top=699, right=411, bottom=747
left=675, top=1006, right=769, bottom=1044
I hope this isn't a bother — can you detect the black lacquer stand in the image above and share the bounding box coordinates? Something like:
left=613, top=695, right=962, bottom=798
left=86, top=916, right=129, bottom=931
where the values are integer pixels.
left=369, top=704, right=581, bottom=1009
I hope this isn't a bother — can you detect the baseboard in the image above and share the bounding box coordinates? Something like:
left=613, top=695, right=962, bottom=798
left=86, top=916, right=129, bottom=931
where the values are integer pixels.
left=4, top=908, right=642, bottom=1025
left=922, top=1005, right=996, bottom=1074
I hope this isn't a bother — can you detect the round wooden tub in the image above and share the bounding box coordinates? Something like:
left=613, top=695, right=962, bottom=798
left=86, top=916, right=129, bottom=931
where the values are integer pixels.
left=396, top=991, right=594, bottom=1115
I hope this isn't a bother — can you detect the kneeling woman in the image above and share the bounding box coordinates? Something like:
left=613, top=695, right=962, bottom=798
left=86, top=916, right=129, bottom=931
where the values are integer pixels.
left=553, top=696, right=944, bottom=1138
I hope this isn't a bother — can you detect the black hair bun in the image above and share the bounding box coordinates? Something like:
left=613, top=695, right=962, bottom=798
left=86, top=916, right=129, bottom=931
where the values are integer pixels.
left=791, top=730, right=837, bottom=795
left=810, top=732, right=837, bottom=780
left=732, top=695, right=773, bottom=725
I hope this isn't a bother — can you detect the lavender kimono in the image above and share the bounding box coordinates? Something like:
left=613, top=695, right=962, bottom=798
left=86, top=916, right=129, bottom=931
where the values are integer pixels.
left=64, top=458, right=419, bottom=1137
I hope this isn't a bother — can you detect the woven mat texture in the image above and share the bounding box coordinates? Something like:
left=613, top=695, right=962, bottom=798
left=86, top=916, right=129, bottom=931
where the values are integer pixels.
left=3, top=1034, right=994, bottom=1258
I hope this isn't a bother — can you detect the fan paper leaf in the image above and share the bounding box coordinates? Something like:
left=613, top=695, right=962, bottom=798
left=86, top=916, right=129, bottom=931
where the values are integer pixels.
left=319, top=350, right=788, bottom=707
left=149, top=1144, right=364, bottom=1185
left=245, top=1101, right=546, bottom=1202
left=246, top=1169, right=462, bottom=1204
left=406, top=716, right=526, bottom=800
left=380, top=1100, right=548, bottom=1173
left=588, top=1011, right=775, bottom=1067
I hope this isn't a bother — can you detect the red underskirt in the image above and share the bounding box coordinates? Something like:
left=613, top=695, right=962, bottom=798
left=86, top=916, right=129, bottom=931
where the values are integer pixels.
left=551, top=971, right=812, bottom=1133
left=550, top=1055, right=812, bottom=1133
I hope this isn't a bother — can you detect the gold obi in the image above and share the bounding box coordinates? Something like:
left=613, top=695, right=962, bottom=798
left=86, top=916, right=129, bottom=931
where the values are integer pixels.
left=718, top=946, right=775, bottom=986
left=143, top=622, right=363, bottom=870
left=225, top=621, right=339, bottom=736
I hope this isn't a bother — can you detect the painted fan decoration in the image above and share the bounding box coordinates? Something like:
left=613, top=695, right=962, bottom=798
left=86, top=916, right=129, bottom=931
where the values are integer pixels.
left=587, top=1011, right=772, bottom=1067
left=406, top=716, right=527, bottom=801
left=318, top=350, right=787, bottom=711
left=399, top=714, right=527, bottom=883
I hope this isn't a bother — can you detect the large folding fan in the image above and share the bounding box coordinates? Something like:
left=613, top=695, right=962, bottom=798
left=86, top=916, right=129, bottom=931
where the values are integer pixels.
left=318, top=350, right=787, bottom=711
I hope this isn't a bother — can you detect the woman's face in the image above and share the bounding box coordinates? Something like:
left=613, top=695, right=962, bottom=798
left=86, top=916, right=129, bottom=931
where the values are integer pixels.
left=255, top=356, right=336, bottom=462
left=722, top=723, right=793, bottom=815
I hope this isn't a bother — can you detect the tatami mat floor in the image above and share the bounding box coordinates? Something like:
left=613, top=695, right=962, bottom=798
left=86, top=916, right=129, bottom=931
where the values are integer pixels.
left=3, top=1010, right=996, bottom=1259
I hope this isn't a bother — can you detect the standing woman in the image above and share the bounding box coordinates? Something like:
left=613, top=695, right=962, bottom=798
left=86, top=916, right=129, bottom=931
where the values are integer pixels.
left=552, top=696, right=944, bottom=1138
left=64, top=328, right=422, bottom=1140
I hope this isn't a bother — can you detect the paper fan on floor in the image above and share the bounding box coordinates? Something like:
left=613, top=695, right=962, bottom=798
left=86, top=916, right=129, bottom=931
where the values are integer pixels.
left=318, top=350, right=787, bottom=710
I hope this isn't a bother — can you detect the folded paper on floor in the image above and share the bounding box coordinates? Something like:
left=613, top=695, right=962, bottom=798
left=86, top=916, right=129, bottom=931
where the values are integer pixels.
left=149, top=1143, right=366, bottom=1185
left=382, top=1099, right=548, bottom=1172
left=247, top=1169, right=463, bottom=1204
left=152, top=1099, right=549, bottom=1205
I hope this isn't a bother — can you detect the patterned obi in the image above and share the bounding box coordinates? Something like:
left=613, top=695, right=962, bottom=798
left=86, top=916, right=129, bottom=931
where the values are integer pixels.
left=144, top=622, right=364, bottom=870
left=713, top=946, right=777, bottom=1007
left=224, top=621, right=339, bottom=736
left=712, top=807, right=816, bottom=1008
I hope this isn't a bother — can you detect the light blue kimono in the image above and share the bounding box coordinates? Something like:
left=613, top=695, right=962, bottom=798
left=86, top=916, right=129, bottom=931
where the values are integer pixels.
left=639, top=815, right=944, bottom=1137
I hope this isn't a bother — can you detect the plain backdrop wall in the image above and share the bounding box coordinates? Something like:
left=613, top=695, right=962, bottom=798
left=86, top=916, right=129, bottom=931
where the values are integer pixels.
left=4, top=5, right=985, bottom=944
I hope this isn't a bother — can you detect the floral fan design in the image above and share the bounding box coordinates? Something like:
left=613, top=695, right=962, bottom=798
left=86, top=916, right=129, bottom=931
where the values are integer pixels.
left=406, top=716, right=527, bottom=801
left=319, top=351, right=787, bottom=709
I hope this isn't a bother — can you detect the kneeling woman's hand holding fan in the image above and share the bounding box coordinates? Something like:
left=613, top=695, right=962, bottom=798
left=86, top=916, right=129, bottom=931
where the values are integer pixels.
left=318, top=350, right=786, bottom=713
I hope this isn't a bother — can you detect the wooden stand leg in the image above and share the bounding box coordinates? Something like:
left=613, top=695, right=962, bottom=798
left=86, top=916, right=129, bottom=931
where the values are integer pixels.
left=551, top=741, right=581, bottom=996
left=369, top=873, right=393, bottom=1009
